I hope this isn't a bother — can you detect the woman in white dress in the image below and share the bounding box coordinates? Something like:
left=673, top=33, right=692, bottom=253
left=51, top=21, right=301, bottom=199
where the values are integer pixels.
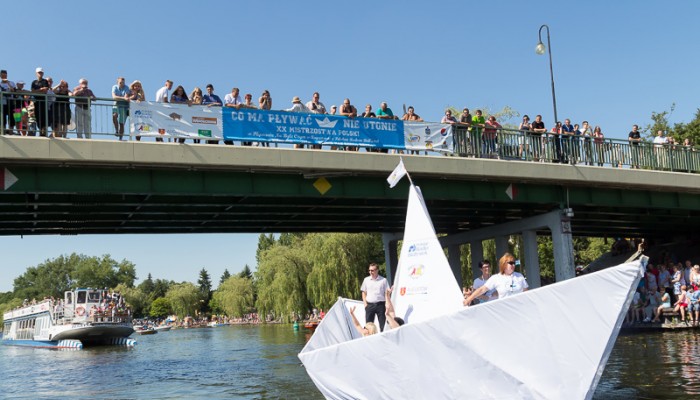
left=463, top=253, right=528, bottom=306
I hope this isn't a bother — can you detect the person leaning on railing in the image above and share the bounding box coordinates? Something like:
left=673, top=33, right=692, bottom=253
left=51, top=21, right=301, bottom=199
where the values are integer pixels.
left=52, top=80, right=72, bottom=139
left=72, top=79, right=96, bottom=139
left=518, top=115, right=531, bottom=160
left=483, top=115, right=501, bottom=158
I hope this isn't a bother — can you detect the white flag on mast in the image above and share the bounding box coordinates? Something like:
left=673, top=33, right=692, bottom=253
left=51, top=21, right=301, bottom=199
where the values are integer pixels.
left=387, top=158, right=407, bottom=188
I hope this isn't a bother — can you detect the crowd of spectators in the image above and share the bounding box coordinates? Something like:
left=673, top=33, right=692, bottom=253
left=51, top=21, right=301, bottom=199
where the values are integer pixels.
left=1, top=67, right=696, bottom=169
left=626, top=252, right=700, bottom=327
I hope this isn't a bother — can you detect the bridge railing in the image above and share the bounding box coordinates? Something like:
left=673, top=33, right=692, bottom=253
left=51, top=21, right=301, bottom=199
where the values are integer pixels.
left=453, top=127, right=700, bottom=172
left=2, top=92, right=699, bottom=172
left=0, top=92, right=127, bottom=140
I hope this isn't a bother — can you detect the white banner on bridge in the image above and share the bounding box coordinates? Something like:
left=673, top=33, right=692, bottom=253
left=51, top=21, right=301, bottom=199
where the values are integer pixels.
left=404, top=122, right=453, bottom=153
left=129, top=102, right=223, bottom=140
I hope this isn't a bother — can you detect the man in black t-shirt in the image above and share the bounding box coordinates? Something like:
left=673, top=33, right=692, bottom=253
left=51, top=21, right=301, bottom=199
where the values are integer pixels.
left=628, top=124, right=642, bottom=168
left=31, top=67, right=50, bottom=136
left=530, top=114, right=546, bottom=160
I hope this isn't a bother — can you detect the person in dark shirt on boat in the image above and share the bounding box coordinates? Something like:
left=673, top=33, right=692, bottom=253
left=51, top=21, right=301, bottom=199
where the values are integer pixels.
left=361, top=263, right=389, bottom=331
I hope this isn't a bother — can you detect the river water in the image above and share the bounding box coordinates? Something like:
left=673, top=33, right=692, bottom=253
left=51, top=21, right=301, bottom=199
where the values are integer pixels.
left=1, top=325, right=699, bottom=399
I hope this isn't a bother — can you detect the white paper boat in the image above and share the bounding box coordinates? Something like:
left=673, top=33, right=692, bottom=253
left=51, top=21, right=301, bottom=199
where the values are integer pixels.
left=299, top=184, right=643, bottom=400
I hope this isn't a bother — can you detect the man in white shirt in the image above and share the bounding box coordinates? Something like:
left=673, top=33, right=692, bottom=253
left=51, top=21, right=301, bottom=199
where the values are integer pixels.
left=155, top=80, right=173, bottom=103
left=472, top=260, right=498, bottom=303
left=653, top=130, right=668, bottom=146
left=653, top=130, right=669, bottom=168
left=305, top=92, right=326, bottom=114
left=361, top=263, right=388, bottom=331
left=224, top=87, right=242, bottom=109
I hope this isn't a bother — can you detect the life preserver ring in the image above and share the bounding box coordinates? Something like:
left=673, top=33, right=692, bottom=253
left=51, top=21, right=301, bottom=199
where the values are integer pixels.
left=76, top=306, right=86, bottom=317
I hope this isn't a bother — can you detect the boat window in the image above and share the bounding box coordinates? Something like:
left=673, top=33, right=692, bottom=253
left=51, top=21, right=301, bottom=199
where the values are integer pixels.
left=77, top=291, right=87, bottom=304
left=88, top=291, right=101, bottom=302
left=65, top=292, right=73, bottom=305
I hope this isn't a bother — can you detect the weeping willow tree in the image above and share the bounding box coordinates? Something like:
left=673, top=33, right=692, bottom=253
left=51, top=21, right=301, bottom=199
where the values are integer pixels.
left=212, top=276, right=254, bottom=317
left=305, top=233, right=384, bottom=311
left=165, top=282, right=200, bottom=318
left=255, top=244, right=313, bottom=322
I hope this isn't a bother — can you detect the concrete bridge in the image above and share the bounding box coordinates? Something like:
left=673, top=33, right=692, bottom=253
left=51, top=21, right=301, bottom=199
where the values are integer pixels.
left=1, top=136, right=699, bottom=285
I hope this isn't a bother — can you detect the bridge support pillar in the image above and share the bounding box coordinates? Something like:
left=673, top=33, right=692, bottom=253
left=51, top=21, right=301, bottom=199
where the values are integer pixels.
left=440, top=209, right=576, bottom=284
left=470, top=240, right=484, bottom=281
left=522, top=230, right=541, bottom=288
left=448, top=244, right=463, bottom=287
left=382, top=233, right=401, bottom=284
left=495, top=236, right=509, bottom=259
left=551, top=216, right=576, bottom=282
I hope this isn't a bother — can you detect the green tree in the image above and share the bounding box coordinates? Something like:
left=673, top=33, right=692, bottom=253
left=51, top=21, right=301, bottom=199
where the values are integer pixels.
left=219, top=269, right=232, bottom=285
left=13, top=254, right=77, bottom=299
left=576, top=237, right=609, bottom=266
left=0, top=297, right=23, bottom=325
left=165, top=282, right=200, bottom=318
left=305, top=233, right=384, bottom=311
left=138, top=273, right=155, bottom=297
left=150, top=297, right=172, bottom=319
left=197, top=268, right=212, bottom=314
left=255, top=243, right=313, bottom=322
left=277, top=233, right=306, bottom=247
left=213, top=276, right=255, bottom=317
left=643, top=104, right=674, bottom=139
left=238, top=265, right=253, bottom=280
left=256, top=233, right=276, bottom=264
left=446, top=105, right=521, bottom=129
left=72, top=254, right=137, bottom=289
left=116, top=284, right=149, bottom=318
left=151, top=279, right=172, bottom=300
left=671, top=109, right=700, bottom=146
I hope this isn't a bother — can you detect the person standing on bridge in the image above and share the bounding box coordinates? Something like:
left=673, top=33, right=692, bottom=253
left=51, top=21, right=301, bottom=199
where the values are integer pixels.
left=155, top=80, right=173, bottom=103
left=361, top=263, right=388, bottom=332
left=72, top=78, right=96, bottom=139
left=111, top=77, right=131, bottom=141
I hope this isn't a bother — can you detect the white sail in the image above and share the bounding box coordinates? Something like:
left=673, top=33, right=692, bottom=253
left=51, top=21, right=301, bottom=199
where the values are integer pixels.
left=391, top=184, right=464, bottom=324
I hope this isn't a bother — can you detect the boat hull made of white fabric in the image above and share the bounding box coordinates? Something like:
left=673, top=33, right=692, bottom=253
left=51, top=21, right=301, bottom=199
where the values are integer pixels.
left=298, top=260, right=643, bottom=400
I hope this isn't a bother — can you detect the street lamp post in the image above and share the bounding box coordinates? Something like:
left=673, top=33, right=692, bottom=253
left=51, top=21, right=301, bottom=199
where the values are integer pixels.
left=535, top=24, right=558, bottom=125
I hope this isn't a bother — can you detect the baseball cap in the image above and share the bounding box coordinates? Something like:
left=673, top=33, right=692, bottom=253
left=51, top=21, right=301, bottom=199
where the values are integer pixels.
left=36, top=67, right=44, bottom=73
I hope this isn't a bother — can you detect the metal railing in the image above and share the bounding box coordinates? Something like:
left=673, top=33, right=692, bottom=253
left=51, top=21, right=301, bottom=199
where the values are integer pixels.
left=2, top=92, right=699, bottom=173
left=453, top=127, right=700, bottom=172
left=0, top=92, right=140, bottom=140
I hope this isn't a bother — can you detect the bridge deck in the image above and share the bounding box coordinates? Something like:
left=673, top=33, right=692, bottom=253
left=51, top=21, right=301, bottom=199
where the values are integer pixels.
left=1, top=136, right=699, bottom=237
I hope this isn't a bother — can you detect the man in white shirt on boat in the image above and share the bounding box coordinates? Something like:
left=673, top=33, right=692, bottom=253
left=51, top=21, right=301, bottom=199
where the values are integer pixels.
left=361, top=263, right=389, bottom=331
left=472, top=260, right=498, bottom=303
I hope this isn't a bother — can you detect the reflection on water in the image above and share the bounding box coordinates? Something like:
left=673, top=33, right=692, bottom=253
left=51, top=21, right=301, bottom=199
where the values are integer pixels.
left=594, top=331, right=700, bottom=399
left=1, top=325, right=698, bottom=399
left=0, top=325, right=323, bottom=400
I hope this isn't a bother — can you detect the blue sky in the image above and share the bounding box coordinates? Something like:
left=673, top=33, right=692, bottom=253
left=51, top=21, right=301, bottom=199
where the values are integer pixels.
left=2, top=1, right=699, bottom=292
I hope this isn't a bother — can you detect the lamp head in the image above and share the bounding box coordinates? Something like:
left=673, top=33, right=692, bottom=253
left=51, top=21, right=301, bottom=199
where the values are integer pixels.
left=535, top=42, right=546, bottom=55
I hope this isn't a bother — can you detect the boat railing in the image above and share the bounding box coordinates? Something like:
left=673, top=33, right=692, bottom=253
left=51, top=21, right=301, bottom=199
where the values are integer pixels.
left=89, top=311, right=131, bottom=324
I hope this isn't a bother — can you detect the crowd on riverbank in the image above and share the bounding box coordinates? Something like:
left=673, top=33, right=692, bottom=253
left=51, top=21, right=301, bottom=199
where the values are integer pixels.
left=626, top=250, right=700, bottom=327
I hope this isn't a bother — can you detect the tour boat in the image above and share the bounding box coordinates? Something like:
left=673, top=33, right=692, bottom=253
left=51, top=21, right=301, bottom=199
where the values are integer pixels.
left=299, top=181, right=643, bottom=400
left=2, top=288, right=136, bottom=350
